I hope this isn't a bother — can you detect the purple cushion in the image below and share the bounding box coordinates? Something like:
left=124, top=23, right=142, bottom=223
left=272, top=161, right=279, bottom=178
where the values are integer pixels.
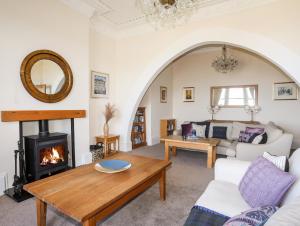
left=238, top=131, right=257, bottom=143
left=245, top=127, right=265, bottom=135
left=224, top=206, right=278, bottom=226
left=242, top=127, right=265, bottom=143
left=181, top=123, right=192, bottom=137
left=239, top=156, right=296, bottom=208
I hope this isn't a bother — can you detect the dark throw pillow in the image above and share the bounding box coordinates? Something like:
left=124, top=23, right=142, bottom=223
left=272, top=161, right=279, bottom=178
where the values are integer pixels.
left=212, top=126, right=227, bottom=139
left=181, top=123, right=192, bottom=137
left=260, top=132, right=268, bottom=144
left=191, top=121, right=210, bottom=138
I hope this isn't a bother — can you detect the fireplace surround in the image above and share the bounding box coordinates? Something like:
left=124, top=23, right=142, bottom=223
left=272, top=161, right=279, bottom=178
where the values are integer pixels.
left=1, top=110, right=86, bottom=202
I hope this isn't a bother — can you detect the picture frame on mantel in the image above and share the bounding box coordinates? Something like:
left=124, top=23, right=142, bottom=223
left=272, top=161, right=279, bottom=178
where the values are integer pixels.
left=91, top=71, right=109, bottom=98
left=273, top=82, right=298, bottom=100
left=160, top=86, right=167, bottom=103
left=183, top=87, right=195, bottom=102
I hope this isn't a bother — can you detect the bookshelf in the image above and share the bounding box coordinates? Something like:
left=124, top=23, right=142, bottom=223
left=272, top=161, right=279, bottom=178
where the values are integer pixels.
left=131, top=107, right=147, bottom=149
left=160, top=119, right=176, bottom=139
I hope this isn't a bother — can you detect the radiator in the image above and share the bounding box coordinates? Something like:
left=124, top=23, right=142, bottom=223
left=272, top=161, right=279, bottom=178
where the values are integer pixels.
left=0, top=172, right=8, bottom=195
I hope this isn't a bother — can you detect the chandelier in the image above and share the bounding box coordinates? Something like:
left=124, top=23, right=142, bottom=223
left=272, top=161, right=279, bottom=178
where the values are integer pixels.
left=136, top=0, right=201, bottom=28
left=212, top=45, right=238, bottom=73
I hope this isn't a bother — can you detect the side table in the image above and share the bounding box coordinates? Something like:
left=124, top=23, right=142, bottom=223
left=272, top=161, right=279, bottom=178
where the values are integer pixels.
left=96, top=134, right=120, bottom=157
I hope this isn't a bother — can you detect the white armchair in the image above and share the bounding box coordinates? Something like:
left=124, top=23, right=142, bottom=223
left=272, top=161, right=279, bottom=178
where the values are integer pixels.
left=194, top=149, right=300, bottom=224
left=235, top=133, right=293, bottom=161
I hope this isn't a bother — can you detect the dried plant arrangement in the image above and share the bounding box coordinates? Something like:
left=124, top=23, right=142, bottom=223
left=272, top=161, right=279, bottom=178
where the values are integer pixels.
left=103, top=103, right=116, bottom=123
left=103, top=103, right=116, bottom=136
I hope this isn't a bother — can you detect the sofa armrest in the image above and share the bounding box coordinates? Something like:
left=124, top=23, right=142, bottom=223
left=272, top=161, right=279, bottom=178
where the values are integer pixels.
left=215, top=158, right=251, bottom=186
left=236, top=133, right=293, bottom=161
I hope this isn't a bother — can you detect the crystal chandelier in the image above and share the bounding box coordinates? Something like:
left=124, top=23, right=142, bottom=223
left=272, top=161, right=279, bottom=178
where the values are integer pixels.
left=136, top=0, right=201, bottom=28
left=212, top=45, right=238, bottom=73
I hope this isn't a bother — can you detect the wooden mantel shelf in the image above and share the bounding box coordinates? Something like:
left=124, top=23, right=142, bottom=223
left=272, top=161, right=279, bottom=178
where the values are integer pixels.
left=1, top=110, right=86, bottom=122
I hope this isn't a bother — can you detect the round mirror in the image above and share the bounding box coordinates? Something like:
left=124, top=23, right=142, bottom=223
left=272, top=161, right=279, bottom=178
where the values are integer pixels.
left=21, top=50, right=73, bottom=103
left=31, top=60, right=65, bottom=95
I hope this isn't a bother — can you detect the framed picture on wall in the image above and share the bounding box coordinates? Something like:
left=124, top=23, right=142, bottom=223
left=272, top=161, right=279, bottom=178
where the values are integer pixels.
left=91, top=71, right=109, bottom=98
left=273, top=82, right=298, bottom=100
left=160, top=86, right=167, bottom=103
left=183, top=87, right=195, bottom=102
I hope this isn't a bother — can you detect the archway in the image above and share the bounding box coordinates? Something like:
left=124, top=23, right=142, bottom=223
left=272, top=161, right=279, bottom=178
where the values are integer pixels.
left=124, top=28, right=300, bottom=151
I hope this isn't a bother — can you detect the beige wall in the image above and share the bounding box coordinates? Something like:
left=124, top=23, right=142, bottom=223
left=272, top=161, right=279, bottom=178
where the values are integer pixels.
left=171, top=49, right=300, bottom=147
left=139, top=67, right=173, bottom=145
left=89, top=29, right=117, bottom=144
left=0, top=0, right=90, bottom=192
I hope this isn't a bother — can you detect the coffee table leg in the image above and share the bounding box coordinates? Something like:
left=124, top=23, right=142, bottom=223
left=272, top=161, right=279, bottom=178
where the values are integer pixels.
left=171, top=146, right=177, bottom=156
left=83, top=217, right=96, bottom=226
left=207, top=146, right=213, bottom=168
left=159, top=169, right=166, bottom=201
left=164, top=142, right=169, bottom=160
left=212, top=146, right=217, bottom=164
left=36, top=198, right=47, bottom=226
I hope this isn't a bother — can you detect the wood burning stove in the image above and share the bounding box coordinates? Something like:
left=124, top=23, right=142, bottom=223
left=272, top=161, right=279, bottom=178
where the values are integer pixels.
left=25, top=120, right=69, bottom=181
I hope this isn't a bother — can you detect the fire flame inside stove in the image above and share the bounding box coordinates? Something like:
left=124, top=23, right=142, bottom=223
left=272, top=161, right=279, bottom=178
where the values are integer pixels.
left=40, top=147, right=64, bottom=165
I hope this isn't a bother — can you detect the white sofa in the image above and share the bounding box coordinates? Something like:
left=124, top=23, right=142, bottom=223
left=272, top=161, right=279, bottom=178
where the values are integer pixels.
left=175, top=121, right=293, bottom=161
left=194, top=148, right=300, bottom=225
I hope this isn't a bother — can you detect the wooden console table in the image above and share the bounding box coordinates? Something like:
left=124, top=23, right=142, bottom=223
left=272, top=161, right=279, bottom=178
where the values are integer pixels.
left=96, top=134, right=120, bottom=157
left=161, top=135, right=220, bottom=168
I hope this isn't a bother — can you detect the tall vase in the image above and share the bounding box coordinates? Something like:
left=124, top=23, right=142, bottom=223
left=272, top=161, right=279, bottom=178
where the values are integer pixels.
left=103, top=123, right=109, bottom=137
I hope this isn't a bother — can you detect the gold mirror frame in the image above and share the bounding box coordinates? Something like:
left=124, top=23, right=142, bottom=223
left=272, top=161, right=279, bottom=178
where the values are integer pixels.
left=20, top=50, right=73, bottom=103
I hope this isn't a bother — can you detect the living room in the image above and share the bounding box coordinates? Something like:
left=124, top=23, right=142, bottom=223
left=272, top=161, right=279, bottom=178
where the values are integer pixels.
left=1, top=0, right=300, bottom=226
left=138, top=45, right=300, bottom=149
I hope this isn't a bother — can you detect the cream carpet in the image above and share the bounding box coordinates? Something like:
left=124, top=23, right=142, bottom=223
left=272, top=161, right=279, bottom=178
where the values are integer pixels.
left=0, top=144, right=214, bottom=226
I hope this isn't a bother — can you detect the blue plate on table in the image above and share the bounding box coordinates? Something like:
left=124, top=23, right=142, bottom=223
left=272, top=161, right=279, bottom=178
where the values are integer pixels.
left=99, top=159, right=131, bottom=170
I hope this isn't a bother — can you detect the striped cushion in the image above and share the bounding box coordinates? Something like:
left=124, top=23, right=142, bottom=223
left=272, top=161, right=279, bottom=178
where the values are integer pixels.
left=263, top=152, right=289, bottom=172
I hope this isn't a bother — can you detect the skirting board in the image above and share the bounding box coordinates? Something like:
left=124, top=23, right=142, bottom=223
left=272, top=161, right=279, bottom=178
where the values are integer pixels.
left=0, top=172, right=8, bottom=195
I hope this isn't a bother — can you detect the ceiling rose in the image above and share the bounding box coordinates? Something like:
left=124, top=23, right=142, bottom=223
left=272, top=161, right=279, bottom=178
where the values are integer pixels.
left=212, top=45, right=238, bottom=73
left=136, top=0, right=201, bottom=28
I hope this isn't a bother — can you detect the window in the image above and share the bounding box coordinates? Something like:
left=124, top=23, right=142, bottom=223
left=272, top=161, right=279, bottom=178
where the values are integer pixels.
left=211, top=85, right=258, bottom=107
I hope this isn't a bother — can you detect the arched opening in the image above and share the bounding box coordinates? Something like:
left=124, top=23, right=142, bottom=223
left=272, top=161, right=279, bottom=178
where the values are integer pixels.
left=127, top=39, right=300, bottom=150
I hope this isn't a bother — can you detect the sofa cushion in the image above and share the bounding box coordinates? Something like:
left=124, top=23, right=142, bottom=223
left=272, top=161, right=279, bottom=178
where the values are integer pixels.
left=226, top=148, right=237, bottom=158
left=265, top=122, right=283, bottom=143
left=252, top=132, right=268, bottom=144
left=212, top=126, right=227, bottom=139
left=232, top=122, right=264, bottom=140
left=181, top=123, right=192, bottom=137
left=265, top=196, right=300, bottom=226
left=217, top=141, right=237, bottom=156
left=191, top=124, right=206, bottom=137
left=209, top=122, right=233, bottom=140
left=195, top=180, right=250, bottom=217
left=191, top=121, right=210, bottom=138
left=263, top=152, right=289, bottom=172
left=239, top=157, right=296, bottom=208
left=224, top=206, right=278, bottom=226
left=219, top=139, right=233, bottom=147
left=245, top=127, right=265, bottom=135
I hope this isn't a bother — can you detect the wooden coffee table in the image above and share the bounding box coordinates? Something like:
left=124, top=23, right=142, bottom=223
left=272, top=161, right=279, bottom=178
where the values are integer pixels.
left=24, top=153, right=171, bottom=226
left=161, top=135, right=220, bottom=168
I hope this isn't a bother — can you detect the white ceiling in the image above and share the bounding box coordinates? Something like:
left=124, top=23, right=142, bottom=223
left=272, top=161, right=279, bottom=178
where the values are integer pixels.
left=61, top=0, right=277, bottom=37
left=83, top=0, right=228, bottom=25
